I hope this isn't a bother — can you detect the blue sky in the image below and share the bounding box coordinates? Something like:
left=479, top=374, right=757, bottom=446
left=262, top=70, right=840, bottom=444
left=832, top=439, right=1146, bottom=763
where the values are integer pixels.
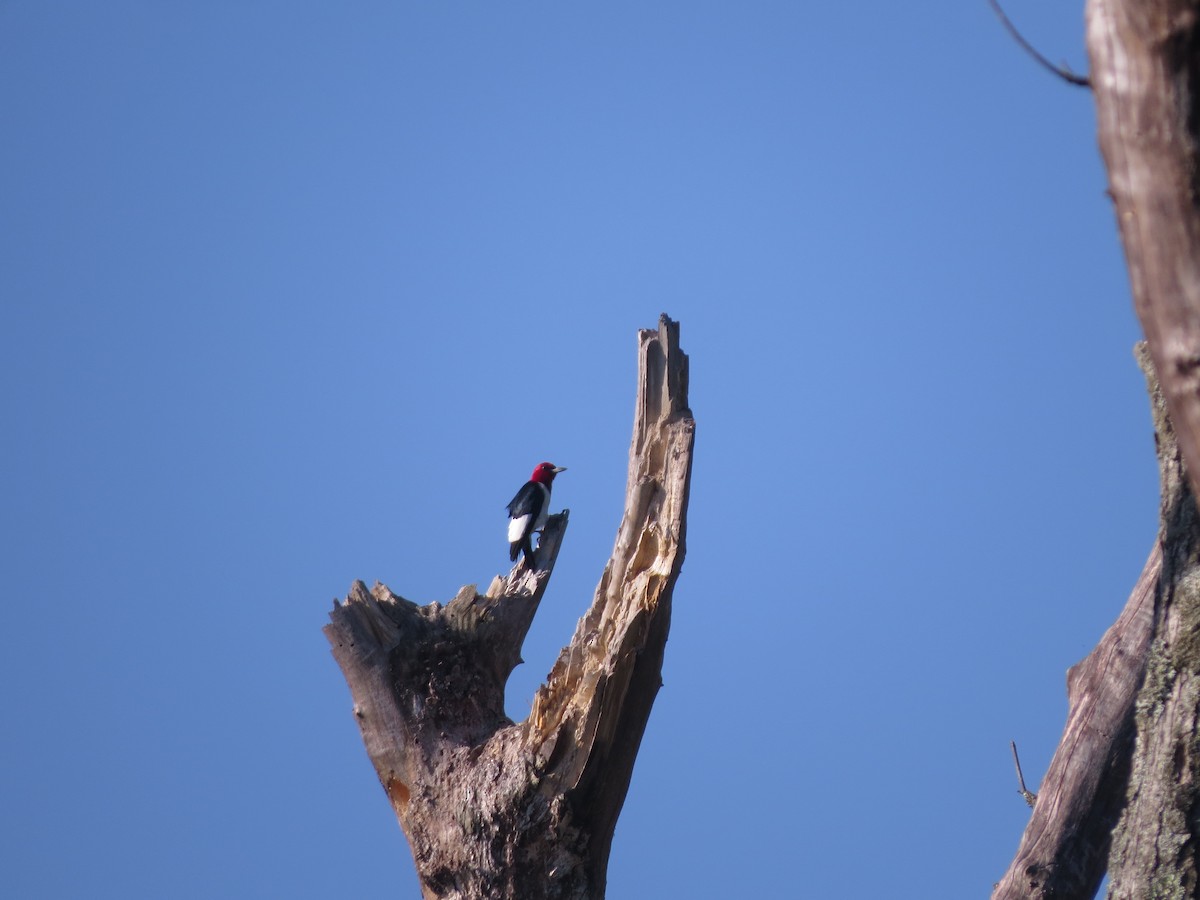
left=1, top=3, right=1150, bottom=898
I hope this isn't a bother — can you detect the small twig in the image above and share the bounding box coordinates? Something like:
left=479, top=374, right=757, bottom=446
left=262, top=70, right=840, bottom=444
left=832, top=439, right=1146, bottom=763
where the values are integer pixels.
left=1011, top=740, right=1038, bottom=807
left=986, top=0, right=1091, bottom=88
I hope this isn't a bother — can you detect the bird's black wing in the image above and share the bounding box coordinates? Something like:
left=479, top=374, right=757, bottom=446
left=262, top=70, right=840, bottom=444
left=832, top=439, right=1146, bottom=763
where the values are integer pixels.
left=506, top=481, right=542, bottom=518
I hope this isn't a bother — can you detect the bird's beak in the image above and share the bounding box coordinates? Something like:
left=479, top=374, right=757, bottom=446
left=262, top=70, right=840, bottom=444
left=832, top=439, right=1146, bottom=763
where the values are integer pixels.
left=553, top=466, right=567, bottom=473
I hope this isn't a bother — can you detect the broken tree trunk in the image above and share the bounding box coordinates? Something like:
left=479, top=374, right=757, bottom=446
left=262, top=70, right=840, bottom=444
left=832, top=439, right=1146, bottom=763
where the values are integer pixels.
left=993, top=345, right=1197, bottom=898
left=324, top=315, right=694, bottom=900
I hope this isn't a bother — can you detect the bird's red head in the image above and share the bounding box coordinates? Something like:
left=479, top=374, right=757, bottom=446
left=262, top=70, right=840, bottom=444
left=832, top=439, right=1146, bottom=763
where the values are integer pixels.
left=530, top=461, right=566, bottom=484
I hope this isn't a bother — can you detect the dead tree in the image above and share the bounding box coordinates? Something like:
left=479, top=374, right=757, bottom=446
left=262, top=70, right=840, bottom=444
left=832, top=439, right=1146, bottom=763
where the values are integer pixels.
left=324, top=315, right=694, bottom=900
left=993, top=3, right=1200, bottom=895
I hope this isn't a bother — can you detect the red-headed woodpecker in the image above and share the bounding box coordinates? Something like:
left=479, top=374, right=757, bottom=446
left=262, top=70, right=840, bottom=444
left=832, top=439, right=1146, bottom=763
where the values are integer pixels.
left=506, top=462, right=566, bottom=568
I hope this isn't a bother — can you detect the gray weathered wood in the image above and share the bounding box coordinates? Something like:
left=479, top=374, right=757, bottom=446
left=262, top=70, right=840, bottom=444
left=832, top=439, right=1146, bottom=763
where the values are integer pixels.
left=993, top=346, right=1189, bottom=899
left=1081, top=4, right=1200, bottom=893
left=325, top=315, right=694, bottom=900
left=1105, top=352, right=1200, bottom=898
left=1087, top=0, right=1200, bottom=503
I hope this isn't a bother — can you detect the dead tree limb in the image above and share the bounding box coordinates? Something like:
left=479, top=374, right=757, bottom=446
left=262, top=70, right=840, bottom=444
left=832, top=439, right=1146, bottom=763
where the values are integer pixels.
left=1087, top=0, right=1200, bottom=504
left=993, top=345, right=1188, bottom=899
left=324, top=314, right=694, bottom=900
left=986, top=0, right=1091, bottom=87
left=1105, top=353, right=1200, bottom=897
left=1010, top=740, right=1038, bottom=808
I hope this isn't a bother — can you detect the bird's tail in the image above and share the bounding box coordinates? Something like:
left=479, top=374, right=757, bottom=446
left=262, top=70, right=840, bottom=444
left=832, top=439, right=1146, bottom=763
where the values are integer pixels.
left=509, top=542, right=520, bottom=563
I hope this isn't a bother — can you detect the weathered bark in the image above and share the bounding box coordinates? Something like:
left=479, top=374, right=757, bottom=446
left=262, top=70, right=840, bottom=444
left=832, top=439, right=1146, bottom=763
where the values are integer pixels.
left=324, top=315, right=694, bottom=900
left=1087, top=0, right=1200, bottom=502
left=993, top=346, right=1194, bottom=899
left=1106, top=353, right=1200, bottom=898
left=992, top=558, right=1157, bottom=899
left=1077, top=5, right=1200, bottom=895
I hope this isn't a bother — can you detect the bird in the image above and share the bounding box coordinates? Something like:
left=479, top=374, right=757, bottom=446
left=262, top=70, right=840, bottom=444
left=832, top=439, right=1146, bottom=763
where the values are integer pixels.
left=506, top=462, right=566, bottom=568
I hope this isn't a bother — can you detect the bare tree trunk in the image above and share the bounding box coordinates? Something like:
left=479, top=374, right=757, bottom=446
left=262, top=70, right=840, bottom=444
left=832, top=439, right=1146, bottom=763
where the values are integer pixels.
left=1074, top=4, right=1200, bottom=895
left=1086, top=0, right=1200, bottom=501
left=993, top=347, right=1187, bottom=899
left=324, top=315, right=694, bottom=900
left=1105, top=375, right=1200, bottom=896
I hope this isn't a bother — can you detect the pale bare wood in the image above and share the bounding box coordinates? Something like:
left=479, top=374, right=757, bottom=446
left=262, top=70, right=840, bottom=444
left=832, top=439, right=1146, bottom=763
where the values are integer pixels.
left=1080, top=5, right=1200, bottom=894
left=1087, top=0, right=1200, bottom=504
left=522, top=315, right=693, bottom=889
left=324, top=315, right=694, bottom=900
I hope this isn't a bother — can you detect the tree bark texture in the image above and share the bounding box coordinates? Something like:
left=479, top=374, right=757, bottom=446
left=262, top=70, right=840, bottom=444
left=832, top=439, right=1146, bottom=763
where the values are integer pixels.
left=1087, top=0, right=1200, bottom=503
left=324, top=315, right=694, bottom=900
left=1106, top=349, right=1200, bottom=898
left=993, top=346, right=1195, bottom=899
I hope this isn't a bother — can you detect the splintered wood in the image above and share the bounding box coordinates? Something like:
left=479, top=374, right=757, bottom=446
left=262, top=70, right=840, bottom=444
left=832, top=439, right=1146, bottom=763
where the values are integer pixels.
left=325, top=315, right=694, bottom=900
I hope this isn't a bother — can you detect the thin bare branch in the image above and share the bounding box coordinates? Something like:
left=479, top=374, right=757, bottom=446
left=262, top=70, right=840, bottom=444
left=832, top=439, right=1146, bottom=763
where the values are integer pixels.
left=1010, top=740, right=1038, bottom=808
left=987, top=0, right=1091, bottom=88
